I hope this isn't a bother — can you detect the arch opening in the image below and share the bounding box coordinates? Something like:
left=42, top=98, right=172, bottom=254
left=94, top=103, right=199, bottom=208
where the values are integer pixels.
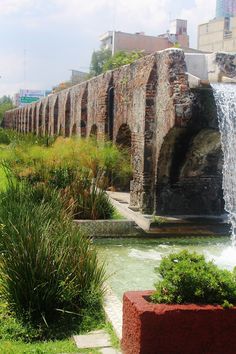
left=156, top=128, right=224, bottom=216
left=114, top=123, right=132, bottom=191
left=29, top=108, right=32, bottom=132
left=81, top=87, right=88, bottom=138
left=38, top=104, right=43, bottom=136
left=90, top=124, right=98, bottom=138
left=65, top=94, right=71, bottom=137
left=107, top=86, right=114, bottom=141
left=115, top=123, right=131, bottom=148
left=45, top=102, right=49, bottom=135
left=72, top=123, right=77, bottom=135
left=53, top=97, right=59, bottom=135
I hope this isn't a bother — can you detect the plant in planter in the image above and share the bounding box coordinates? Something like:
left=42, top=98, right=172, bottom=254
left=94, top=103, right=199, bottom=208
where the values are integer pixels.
left=122, top=251, right=236, bottom=354
left=151, top=250, right=236, bottom=307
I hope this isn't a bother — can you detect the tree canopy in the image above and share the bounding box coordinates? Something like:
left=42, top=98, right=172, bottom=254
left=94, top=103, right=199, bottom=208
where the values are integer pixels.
left=89, top=49, right=112, bottom=77
left=0, top=96, right=14, bottom=124
left=89, top=49, right=144, bottom=77
left=103, top=50, right=144, bottom=72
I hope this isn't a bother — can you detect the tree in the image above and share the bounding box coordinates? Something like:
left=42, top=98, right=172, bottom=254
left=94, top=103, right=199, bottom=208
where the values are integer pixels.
left=103, top=50, right=144, bottom=72
left=89, top=49, right=112, bottom=77
left=0, top=96, right=14, bottom=124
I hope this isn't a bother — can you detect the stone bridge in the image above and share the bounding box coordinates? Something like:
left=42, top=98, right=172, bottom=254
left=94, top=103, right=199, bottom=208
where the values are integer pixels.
left=3, top=49, right=236, bottom=216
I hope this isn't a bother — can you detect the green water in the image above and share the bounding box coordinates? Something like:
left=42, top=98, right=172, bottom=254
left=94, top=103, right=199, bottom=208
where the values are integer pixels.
left=95, top=236, right=236, bottom=300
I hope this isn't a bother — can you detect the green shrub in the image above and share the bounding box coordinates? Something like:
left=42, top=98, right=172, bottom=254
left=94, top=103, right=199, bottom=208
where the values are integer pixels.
left=0, top=180, right=106, bottom=328
left=0, top=130, right=10, bottom=145
left=151, top=250, right=236, bottom=306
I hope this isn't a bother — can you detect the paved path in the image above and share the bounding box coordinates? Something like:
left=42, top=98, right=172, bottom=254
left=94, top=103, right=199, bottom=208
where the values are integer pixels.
left=73, top=329, right=121, bottom=353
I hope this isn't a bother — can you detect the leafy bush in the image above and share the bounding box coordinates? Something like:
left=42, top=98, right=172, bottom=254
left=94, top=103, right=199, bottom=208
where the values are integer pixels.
left=151, top=250, right=236, bottom=306
left=0, top=130, right=10, bottom=145
left=0, top=180, right=106, bottom=328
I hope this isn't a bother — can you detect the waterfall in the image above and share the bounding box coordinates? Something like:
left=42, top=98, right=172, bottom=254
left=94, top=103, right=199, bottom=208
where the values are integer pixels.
left=212, top=83, right=236, bottom=244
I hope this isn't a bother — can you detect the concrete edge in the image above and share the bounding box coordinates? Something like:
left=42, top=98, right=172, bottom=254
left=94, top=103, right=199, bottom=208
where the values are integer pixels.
left=103, top=284, right=123, bottom=340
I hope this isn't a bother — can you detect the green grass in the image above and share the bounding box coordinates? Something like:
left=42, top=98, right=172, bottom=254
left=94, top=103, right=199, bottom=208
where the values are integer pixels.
left=0, top=301, right=118, bottom=354
left=0, top=166, right=8, bottom=190
left=0, top=339, right=79, bottom=354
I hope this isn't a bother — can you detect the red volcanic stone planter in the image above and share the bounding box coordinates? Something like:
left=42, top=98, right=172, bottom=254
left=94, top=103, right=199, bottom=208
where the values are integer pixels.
left=122, top=291, right=236, bottom=354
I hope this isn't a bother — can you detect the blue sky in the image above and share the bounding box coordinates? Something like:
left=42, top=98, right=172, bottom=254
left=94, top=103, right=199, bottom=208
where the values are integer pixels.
left=0, top=0, right=216, bottom=97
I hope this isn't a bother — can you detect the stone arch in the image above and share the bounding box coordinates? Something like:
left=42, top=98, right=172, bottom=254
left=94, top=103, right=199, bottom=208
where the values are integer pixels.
left=115, top=123, right=131, bottom=148
left=156, top=127, right=224, bottom=216
left=38, top=103, right=43, bottom=135
left=139, top=62, right=158, bottom=212
left=53, top=97, right=59, bottom=135
left=44, top=101, right=49, bottom=135
left=65, top=93, right=71, bottom=137
left=81, top=86, right=88, bottom=137
left=90, top=124, right=98, bottom=138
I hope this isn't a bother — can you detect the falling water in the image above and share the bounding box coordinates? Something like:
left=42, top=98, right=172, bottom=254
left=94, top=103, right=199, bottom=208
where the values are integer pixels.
left=212, top=83, right=236, bottom=245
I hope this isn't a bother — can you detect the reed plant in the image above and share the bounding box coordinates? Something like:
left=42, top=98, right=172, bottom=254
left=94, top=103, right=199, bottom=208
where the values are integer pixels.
left=0, top=179, right=106, bottom=327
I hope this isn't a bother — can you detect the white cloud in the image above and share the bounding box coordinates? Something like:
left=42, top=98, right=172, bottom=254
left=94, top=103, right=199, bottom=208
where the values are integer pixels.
left=0, top=0, right=32, bottom=15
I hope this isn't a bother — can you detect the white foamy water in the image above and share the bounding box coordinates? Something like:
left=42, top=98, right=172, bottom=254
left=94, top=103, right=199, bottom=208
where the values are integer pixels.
left=205, top=246, right=236, bottom=270
left=212, top=83, right=236, bottom=245
left=128, top=249, right=163, bottom=261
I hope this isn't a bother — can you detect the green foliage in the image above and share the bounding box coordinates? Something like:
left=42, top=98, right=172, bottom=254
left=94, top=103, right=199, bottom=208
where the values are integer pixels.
left=151, top=250, right=236, bottom=306
left=0, top=97, right=14, bottom=124
left=103, top=50, right=144, bottom=72
left=0, top=130, right=10, bottom=145
left=89, top=49, right=112, bottom=76
left=0, top=128, right=56, bottom=147
left=0, top=135, right=131, bottom=219
left=0, top=179, right=106, bottom=332
left=63, top=173, right=115, bottom=220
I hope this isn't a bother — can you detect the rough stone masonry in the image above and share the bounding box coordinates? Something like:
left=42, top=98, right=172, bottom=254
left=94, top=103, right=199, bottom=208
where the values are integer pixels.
left=3, top=49, right=236, bottom=216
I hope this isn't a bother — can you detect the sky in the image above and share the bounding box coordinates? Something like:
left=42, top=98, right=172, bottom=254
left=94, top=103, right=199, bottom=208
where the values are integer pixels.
left=0, top=0, right=216, bottom=97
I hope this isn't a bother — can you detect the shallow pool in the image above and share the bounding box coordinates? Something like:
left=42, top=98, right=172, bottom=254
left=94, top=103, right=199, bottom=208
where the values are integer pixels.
left=95, top=237, right=236, bottom=300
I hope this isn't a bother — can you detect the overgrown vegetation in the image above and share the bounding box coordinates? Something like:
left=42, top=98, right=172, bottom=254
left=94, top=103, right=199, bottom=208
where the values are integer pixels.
left=89, top=48, right=144, bottom=77
left=0, top=96, right=14, bottom=124
left=151, top=251, right=236, bottom=307
left=0, top=129, right=130, bottom=347
left=0, top=131, right=131, bottom=219
left=89, top=48, right=112, bottom=76
left=103, top=50, right=144, bottom=72
left=0, top=179, right=106, bottom=337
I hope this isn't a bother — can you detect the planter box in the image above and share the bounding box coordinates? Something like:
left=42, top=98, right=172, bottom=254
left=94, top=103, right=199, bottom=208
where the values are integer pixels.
left=122, top=291, right=236, bottom=354
left=74, top=219, right=143, bottom=238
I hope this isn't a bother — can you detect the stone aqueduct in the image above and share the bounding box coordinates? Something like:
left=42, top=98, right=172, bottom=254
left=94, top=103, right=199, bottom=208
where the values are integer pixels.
left=3, top=49, right=236, bottom=216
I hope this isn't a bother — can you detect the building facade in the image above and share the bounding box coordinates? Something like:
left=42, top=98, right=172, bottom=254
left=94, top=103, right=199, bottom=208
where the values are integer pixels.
left=198, top=0, right=236, bottom=52
left=216, top=0, right=236, bottom=18
left=100, top=19, right=189, bottom=55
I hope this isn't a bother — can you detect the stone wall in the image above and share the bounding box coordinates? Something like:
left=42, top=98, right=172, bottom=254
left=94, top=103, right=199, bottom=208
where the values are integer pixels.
left=3, top=48, right=233, bottom=216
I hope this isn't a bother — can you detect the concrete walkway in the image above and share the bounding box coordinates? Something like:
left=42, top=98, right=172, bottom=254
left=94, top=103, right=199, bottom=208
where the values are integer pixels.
left=107, top=191, right=151, bottom=231
left=73, top=329, right=121, bottom=353
left=107, top=191, right=230, bottom=236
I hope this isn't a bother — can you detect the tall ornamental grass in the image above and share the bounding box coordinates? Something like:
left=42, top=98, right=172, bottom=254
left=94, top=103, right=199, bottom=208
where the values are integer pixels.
left=0, top=180, right=106, bottom=325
